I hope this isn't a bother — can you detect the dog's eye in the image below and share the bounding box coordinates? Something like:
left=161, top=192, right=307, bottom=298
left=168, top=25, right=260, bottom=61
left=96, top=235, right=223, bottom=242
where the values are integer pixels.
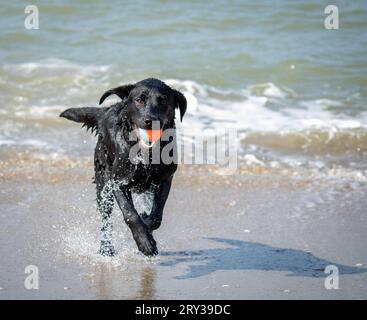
left=135, top=97, right=144, bottom=106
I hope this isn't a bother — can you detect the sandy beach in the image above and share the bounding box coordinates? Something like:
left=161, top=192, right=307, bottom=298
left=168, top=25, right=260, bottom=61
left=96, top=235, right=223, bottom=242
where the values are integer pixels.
left=0, top=153, right=366, bottom=299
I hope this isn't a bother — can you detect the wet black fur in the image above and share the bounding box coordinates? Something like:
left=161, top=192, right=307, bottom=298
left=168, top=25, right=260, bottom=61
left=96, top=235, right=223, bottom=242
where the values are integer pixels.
left=60, top=78, right=186, bottom=256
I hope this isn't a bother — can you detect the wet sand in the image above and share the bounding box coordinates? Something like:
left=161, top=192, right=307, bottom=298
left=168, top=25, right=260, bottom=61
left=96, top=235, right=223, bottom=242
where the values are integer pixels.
left=0, top=154, right=367, bottom=299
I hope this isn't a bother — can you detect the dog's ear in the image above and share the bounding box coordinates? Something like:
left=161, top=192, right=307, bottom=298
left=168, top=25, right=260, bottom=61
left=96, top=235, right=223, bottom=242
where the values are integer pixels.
left=173, top=89, right=187, bottom=122
left=99, top=84, right=135, bottom=105
left=59, top=107, right=103, bottom=133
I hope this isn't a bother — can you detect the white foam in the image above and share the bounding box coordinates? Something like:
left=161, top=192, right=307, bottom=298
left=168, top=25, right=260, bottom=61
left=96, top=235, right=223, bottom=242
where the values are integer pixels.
left=0, top=139, right=15, bottom=146
left=165, top=79, right=367, bottom=136
left=21, top=139, right=49, bottom=147
left=247, top=82, right=291, bottom=98
left=13, top=105, right=66, bottom=118
left=3, top=58, right=110, bottom=75
left=242, top=154, right=265, bottom=166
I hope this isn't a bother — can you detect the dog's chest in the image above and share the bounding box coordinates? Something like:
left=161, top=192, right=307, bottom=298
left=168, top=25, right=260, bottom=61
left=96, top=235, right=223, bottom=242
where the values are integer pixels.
left=128, top=162, right=171, bottom=190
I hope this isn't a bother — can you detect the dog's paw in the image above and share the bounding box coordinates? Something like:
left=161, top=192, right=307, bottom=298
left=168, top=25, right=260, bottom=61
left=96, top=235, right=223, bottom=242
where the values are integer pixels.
left=132, top=226, right=158, bottom=256
left=98, top=241, right=117, bottom=257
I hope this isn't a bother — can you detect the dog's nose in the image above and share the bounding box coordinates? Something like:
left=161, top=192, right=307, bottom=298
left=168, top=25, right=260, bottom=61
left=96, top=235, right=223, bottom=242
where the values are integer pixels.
left=144, top=119, right=152, bottom=126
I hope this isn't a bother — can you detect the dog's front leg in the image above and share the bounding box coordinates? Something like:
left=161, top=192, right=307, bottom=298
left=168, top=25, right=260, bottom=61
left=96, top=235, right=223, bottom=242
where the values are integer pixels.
left=142, top=177, right=173, bottom=232
left=113, top=188, right=158, bottom=256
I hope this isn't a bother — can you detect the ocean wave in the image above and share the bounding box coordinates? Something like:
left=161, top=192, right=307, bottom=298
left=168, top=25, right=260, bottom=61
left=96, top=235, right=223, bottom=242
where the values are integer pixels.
left=171, top=78, right=367, bottom=134
left=1, top=60, right=366, bottom=173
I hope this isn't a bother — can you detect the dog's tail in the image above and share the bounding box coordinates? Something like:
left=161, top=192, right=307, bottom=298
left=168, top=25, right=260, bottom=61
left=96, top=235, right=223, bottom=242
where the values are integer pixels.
left=60, top=107, right=104, bottom=134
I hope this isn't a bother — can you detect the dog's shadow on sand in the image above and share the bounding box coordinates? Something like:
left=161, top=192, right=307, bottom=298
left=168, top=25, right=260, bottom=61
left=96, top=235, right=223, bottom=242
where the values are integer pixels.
left=160, top=237, right=367, bottom=279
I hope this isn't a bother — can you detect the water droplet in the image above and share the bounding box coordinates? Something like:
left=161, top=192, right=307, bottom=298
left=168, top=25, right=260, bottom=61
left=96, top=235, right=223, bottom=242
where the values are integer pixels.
left=229, top=200, right=236, bottom=207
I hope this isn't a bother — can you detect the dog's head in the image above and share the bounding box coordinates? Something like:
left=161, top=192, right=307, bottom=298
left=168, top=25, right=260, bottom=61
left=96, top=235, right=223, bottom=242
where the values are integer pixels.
left=60, top=78, right=187, bottom=147
left=100, top=78, right=186, bottom=128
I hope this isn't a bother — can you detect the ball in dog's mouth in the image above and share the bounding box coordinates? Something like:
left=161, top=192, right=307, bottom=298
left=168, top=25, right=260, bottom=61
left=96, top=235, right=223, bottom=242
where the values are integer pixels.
left=135, top=128, right=163, bottom=148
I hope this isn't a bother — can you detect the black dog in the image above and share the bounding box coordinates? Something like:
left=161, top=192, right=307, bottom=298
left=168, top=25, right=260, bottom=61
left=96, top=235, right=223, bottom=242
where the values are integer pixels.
left=60, top=78, right=186, bottom=256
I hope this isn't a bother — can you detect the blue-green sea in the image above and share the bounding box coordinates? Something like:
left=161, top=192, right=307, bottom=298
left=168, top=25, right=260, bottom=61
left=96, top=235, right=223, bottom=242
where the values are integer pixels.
left=0, top=0, right=367, bottom=176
